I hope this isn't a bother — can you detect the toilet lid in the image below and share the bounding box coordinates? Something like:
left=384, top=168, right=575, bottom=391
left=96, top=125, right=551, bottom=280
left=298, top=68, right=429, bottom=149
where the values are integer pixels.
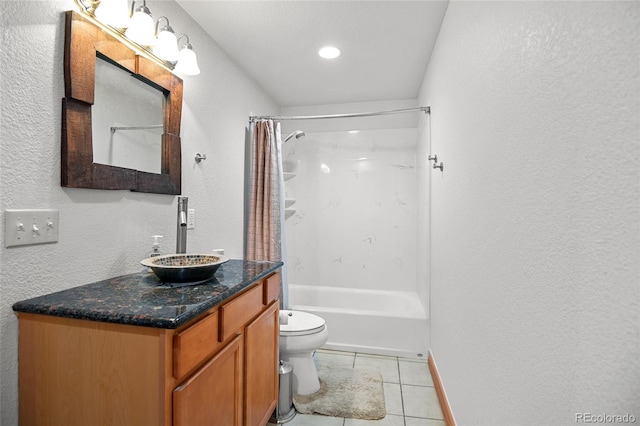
left=280, top=310, right=326, bottom=336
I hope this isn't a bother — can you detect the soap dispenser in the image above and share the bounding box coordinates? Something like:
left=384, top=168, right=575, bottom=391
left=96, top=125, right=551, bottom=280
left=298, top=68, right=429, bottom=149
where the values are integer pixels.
left=151, top=235, right=163, bottom=257
left=143, top=235, right=163, bottom=273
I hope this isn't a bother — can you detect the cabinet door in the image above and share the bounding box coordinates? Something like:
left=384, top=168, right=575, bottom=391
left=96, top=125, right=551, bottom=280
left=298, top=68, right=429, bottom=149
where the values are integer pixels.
left=244, top=302, right=279, bottom=426
left=173, top=335, right=243, bottom=426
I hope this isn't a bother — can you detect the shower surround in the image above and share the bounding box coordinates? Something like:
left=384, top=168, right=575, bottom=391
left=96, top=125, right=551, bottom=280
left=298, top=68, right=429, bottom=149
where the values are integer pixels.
left=283, top=126, right=428, bottom=358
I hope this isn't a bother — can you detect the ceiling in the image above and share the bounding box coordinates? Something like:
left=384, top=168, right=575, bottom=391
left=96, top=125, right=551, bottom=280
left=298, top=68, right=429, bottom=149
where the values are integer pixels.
left=175, top=1, right=449, bottom=107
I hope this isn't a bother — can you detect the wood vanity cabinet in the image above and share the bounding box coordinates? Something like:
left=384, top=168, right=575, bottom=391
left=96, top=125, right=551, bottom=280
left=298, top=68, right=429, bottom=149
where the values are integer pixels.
left=16, top=272, right=281, bottom=426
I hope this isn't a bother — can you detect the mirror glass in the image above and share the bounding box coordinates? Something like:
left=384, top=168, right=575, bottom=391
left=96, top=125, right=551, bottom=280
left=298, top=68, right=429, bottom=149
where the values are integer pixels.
left=92, top=57, right=164, bottom=174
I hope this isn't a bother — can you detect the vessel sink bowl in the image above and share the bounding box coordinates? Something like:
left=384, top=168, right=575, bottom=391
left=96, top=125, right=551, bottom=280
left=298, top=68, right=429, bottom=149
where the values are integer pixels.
left=141, top=254, right=229, bottom=283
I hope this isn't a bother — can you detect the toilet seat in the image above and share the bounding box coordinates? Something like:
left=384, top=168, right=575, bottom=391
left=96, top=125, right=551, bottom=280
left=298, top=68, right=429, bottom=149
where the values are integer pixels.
left=280, top=310, right=326, bottom=336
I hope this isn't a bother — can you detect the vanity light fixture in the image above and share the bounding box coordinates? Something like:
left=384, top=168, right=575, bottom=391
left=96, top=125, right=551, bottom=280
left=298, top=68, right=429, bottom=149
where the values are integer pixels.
left=74, top=0, right=200, bottom=76
left=174, top=35, right=201, bottom=76
left=153, top=17, right=180, bottom=62
left=124, top=0, right=156, bottom=46
left=318, top=46, right=341, bottom=59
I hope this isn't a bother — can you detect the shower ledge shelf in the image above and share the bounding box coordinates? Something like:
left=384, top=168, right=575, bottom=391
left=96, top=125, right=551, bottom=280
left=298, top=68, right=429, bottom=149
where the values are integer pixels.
left=285, top=199, right=295, bottom=208
left=285, top=210, right=296, bottom=220
left=284, top=172, right=296, bottom=181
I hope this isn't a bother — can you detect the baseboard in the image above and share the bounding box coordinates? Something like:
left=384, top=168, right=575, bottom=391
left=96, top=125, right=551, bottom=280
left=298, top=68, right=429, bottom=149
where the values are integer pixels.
left=428, top=351, right=456, bottom=426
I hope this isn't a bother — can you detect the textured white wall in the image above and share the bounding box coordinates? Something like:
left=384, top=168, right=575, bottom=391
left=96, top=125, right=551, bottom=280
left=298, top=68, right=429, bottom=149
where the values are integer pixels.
left=0, top=1, right=278, bottom=423
left=419, top=2, right=639, bottom=425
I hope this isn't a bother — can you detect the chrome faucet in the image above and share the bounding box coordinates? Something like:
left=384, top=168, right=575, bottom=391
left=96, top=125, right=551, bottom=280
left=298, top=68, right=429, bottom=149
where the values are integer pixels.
left=176, top=197, right=188, bottom=253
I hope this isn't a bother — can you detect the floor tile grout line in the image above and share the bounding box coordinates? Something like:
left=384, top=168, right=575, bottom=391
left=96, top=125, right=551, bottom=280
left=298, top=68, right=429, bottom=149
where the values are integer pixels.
left=397, top=356, right=407, bottom=421
left=405, top=414, right=448, bottom=421
left=397, top=356, right=409, bottom=426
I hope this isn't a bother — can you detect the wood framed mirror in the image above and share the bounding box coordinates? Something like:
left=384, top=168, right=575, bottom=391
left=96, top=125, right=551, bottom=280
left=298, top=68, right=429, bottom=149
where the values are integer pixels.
left=62, top=11, right=183, bottom=195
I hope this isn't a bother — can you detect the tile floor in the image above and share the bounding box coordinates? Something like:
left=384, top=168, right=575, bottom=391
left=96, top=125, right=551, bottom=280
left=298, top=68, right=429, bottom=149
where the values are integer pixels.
left=269, top=349, right=445, bottom=426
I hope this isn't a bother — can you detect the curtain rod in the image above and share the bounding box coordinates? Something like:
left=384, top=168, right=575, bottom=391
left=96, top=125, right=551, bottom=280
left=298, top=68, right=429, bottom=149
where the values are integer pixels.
left=249, top=106, right=430, bottom=123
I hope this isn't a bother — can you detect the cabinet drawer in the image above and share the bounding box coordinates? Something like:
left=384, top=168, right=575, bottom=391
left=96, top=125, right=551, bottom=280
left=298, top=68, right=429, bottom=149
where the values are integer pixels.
left=174, top=311, right=220, bottom=379
left=219, top=284, right=263, bottom=342
left=263, top=272, right=281, bottom=305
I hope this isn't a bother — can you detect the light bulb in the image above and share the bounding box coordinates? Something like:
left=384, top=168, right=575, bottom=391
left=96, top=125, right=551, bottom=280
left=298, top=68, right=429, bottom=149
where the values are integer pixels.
left=174, top=46, right=200, bottom=76
left=154, top=29, right=179, bottom=62
left=125, top=6, right=156, bottom=46
left=95, top=0, right=130, bottom=28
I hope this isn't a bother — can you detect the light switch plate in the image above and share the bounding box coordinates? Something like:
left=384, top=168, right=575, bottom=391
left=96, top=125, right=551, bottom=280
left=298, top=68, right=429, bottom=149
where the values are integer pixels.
left=187, top=209, right=195, bottom=230
left=5, top=209, right=59, bottom=247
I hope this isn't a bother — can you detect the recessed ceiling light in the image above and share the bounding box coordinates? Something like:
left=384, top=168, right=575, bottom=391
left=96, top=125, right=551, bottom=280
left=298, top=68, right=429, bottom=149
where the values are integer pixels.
left=318, top=46, right=341, bottom=59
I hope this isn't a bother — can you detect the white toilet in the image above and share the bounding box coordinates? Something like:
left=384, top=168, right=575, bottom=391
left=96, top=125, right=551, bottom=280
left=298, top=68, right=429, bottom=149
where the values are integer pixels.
left=279, top=310, right=329, bottom=396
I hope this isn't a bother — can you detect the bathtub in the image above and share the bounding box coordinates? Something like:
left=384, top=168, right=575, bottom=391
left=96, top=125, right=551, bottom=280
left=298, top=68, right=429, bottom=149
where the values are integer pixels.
left=288, top=284, right=429, bottom=359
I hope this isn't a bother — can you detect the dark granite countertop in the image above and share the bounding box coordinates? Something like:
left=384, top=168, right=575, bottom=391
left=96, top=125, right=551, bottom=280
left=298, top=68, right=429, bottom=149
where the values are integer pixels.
left=12, top=259, right=283, bottom=329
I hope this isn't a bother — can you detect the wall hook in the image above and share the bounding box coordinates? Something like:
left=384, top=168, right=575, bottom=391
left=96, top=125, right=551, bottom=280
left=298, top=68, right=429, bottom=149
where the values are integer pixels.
left=195, top=153, right=207, bottom=163
left=433, top=162, right=444, bottom=172
left=428, top=154, right=438, bottom=164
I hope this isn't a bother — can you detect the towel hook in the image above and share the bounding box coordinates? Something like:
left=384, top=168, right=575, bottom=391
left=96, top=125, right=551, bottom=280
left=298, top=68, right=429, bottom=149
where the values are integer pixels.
left=195, top=153, right=207, bottom=163
left=429, top=154, right=443, bottom=172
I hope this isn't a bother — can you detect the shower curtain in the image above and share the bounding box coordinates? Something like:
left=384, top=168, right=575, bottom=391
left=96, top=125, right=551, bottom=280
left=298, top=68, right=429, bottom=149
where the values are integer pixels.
left=245, top=120, right=288, bottom=308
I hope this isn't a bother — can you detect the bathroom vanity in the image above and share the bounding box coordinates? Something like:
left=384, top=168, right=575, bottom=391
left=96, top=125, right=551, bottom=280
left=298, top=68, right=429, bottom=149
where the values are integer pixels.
left=12, top=259, right=282, bottom=426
